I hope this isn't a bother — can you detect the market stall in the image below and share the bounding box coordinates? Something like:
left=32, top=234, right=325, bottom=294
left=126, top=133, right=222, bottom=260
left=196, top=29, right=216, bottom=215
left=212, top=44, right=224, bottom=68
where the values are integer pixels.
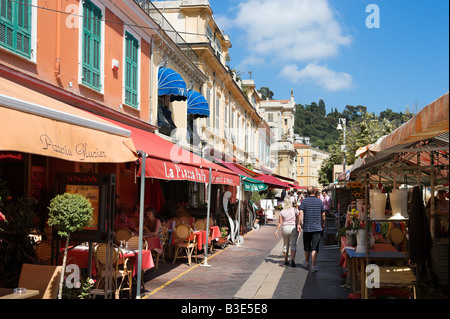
left=338, top=92, right=449, bottom=298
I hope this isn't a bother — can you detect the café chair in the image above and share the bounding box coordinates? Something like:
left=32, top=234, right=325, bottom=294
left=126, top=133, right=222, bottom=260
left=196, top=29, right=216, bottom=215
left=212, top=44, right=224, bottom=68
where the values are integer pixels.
left=115, top=229, right=133, bottom=246
left=152, top=226, right=168, bottom=268
left=204, top=217, right=216, bottom=227
left=194, top=219, right=206, bottom=231
left=35, top=240, right=53, bottom=265
left=92, top=243, right=132, bottom=299
left=18, top=263, right=62, bottom=299
left=172, top=224, right=197, bottom=266
left=126, top=236, right=148, bottom=250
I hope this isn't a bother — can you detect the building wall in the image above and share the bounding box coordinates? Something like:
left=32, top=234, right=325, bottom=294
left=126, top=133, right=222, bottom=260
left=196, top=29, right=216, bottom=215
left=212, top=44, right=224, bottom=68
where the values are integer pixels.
left=295, top=144, right=330, bottom=187
left=152, top=0, right=272, bottom=168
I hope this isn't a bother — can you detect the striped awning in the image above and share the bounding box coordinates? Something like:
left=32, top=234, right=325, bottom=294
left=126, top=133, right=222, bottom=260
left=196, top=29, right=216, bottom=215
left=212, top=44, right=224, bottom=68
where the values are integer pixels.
left=157, top=67, right=187, bottom=101
left=356, top=92, right=449, bottom=158
left=187, top=90, right=209, bottom=118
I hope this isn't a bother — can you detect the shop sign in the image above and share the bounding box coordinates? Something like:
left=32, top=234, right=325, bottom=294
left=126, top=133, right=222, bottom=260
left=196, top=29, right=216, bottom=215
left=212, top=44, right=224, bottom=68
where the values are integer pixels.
left=0, top=152, right=24, bottom=161
left=39, top=134, right=107, bottom=161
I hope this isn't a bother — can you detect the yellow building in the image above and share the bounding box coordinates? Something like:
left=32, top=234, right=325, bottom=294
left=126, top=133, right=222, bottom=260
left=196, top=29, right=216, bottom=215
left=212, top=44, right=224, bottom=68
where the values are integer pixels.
left=295, top=141, right=330, bottom=188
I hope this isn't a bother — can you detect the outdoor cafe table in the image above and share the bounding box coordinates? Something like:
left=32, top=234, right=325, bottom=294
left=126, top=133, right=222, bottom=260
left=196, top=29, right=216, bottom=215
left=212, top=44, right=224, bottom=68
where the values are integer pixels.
left=63, top=245, right=154, bottom=277
left=169, top=226, right=221, bottom=251
left=145, top=235, right=163, bottom=254
left=341, top=237, right=407, bottom=299
left=0, top=288, right=39, bottom=299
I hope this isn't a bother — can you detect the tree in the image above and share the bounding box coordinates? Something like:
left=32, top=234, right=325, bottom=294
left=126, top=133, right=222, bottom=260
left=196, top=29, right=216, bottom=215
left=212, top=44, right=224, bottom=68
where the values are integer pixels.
left=258, top=87, right=274, bottom=100
left=48, top=193, right=93, bottom=299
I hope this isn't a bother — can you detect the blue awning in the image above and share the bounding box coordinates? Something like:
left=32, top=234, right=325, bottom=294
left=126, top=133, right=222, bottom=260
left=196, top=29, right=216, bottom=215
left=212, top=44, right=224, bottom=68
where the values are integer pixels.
left=187, top=90, right=210, bottom=118
left=157, top=67, right=187, bottom=101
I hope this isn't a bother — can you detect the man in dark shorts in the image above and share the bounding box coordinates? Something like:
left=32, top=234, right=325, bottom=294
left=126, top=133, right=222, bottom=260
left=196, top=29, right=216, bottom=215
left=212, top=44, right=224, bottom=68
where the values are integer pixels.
left=297, top=186, right=325, bottom=272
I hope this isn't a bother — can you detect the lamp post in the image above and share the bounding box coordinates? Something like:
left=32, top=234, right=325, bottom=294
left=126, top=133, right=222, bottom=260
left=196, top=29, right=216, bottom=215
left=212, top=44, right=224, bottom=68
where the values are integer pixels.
left=337, top=118, right=347, bottom=173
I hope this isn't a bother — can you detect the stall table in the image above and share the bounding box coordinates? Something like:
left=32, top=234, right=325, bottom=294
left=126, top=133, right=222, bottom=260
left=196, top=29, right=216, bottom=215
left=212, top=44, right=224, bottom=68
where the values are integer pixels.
left=376, top=266, right=417, bottom=299
left=341, top=236, right=407, bottom=298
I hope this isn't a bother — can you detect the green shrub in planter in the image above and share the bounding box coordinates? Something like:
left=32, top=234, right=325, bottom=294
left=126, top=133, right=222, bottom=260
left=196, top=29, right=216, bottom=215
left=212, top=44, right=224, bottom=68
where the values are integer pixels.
left=48, top=193, right=93, bottom=299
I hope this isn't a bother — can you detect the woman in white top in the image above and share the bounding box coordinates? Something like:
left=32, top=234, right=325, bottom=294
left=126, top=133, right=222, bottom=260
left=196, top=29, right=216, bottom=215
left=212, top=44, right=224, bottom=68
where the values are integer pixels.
left=275, top=197, right=301, bottom=267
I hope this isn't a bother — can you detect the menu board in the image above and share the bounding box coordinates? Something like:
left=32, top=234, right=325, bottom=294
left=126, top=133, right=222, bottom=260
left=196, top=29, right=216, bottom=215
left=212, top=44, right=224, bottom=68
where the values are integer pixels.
left=65, top=184, right=100, bottom=230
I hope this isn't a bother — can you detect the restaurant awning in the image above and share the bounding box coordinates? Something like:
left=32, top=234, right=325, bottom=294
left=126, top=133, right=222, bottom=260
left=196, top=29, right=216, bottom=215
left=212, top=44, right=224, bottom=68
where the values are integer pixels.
left=254, top=174, right=290, bottom=189
left=187, top=90, right=209, bottom=119
left=215, top=159, right=268, bottom=191
left=158, top=67, right=187, bottom=101
left=0, top=77, right=138, bottom=163
left=103, top=119, right=240, bottom=186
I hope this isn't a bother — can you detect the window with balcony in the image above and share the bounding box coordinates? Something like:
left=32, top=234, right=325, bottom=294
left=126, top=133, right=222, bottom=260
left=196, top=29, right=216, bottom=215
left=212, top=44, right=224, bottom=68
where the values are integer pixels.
left=0, top=0, right=32, bottom=58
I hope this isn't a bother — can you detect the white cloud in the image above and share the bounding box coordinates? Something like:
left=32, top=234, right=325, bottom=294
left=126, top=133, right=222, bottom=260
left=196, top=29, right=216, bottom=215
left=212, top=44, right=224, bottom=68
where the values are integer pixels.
left=232, top=0, right=351, bottom=62
left=280, top=63, right=354, bottom=91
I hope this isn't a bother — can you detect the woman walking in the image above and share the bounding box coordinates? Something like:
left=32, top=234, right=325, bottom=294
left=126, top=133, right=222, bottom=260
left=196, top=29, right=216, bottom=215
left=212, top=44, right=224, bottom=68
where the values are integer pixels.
left=275, top=197, right=300, bottom=267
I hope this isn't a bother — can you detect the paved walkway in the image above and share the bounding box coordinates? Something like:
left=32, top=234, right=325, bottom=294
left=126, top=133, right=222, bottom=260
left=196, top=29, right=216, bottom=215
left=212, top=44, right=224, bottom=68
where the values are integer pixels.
left=142, top=214, right=350, bottom=300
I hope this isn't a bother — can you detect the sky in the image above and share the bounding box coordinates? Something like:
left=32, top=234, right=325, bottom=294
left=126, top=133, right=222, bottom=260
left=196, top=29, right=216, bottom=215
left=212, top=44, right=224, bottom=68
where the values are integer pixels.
left=209, top=0, right=449, bottom=116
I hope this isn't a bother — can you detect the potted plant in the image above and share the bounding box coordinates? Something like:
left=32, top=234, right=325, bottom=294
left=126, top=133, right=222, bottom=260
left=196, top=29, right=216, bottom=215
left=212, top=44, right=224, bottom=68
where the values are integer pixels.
left=48, top=193, right=93, bottom=299
left=218, top=226, right=229, bottom=244
left=345, top=208, right=360, bottom=246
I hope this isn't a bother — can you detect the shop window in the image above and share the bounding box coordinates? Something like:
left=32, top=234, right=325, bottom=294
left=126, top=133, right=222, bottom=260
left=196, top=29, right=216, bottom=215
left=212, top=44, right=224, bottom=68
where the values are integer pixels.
left=0, top=0, right=32, bottom=58
left=158, top=101, right=177, bottom=136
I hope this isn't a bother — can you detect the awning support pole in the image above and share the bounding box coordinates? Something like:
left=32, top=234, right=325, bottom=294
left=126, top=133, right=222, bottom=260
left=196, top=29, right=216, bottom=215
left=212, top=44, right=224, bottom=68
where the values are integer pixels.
left=201, top=167, right=212, bottom=267
left=136, top=151, right=147, bottom=299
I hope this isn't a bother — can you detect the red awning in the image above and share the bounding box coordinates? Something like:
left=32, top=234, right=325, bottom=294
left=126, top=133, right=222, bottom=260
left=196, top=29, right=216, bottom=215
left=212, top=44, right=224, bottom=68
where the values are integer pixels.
left=104, top=119, right=239, bottom=186
left=254, top=174, right=290, bottom=189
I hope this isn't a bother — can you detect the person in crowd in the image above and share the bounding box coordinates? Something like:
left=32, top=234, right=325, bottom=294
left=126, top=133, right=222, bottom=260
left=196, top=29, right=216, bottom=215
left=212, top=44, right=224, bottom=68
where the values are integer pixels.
left=143, top=207, right=162, bottom=237
left=435, top=190, right=449, bottom=237
left=320, top=190, right=332, bottom=212
left=281, top=189, right=286, bottom=201
left=275, top=197, right=299, bottom=267
left=114, top=207, right=137, bottom=233
left=297, top=186, right=325, bottom=272
left=293, top=190, right=298, bottom=205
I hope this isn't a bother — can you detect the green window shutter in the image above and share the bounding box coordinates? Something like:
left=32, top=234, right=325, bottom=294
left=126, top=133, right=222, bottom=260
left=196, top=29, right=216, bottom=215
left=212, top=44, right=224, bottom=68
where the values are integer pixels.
left=82, top=0, right=102, bottom=91
left=0, top=0, right=31, bottom=58
left=124, top=32, right=139, bottom=108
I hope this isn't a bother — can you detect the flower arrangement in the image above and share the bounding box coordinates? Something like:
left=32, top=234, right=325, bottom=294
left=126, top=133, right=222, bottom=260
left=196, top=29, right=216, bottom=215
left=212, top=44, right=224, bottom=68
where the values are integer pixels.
left=347, top=181, right=364, bottom=199
left=220, top=226, right=229, bottom=239
left=346, top=208, right=365, bottom=231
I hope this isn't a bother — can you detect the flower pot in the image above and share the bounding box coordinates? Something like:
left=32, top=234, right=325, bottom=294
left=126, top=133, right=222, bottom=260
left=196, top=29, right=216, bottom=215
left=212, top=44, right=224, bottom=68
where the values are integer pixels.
left=346, top=230, right=357, bottom=247
left=355, top=229, right=367, bottom=254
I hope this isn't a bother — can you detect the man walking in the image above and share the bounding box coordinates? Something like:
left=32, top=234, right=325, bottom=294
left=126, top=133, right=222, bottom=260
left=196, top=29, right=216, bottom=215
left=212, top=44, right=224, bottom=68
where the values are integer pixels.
left=297, top=186, right=325, bottom=272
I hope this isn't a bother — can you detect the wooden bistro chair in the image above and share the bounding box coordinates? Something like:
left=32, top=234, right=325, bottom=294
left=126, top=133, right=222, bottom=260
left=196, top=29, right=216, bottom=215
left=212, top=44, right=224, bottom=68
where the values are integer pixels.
left=172, top=224, right=198, bottom=266
left=18, top=263, right=62, bottom=299
left=125, top=236, right=148, bottom=292
left=115, top=229, right=133, bottom=246
left=194, top=219, right=207, bottom=231
left=35, top=240, right=53, bottom=265
left=151, top=225, right=169, bottom=269
left=91, top=243, right=132, bottom=299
